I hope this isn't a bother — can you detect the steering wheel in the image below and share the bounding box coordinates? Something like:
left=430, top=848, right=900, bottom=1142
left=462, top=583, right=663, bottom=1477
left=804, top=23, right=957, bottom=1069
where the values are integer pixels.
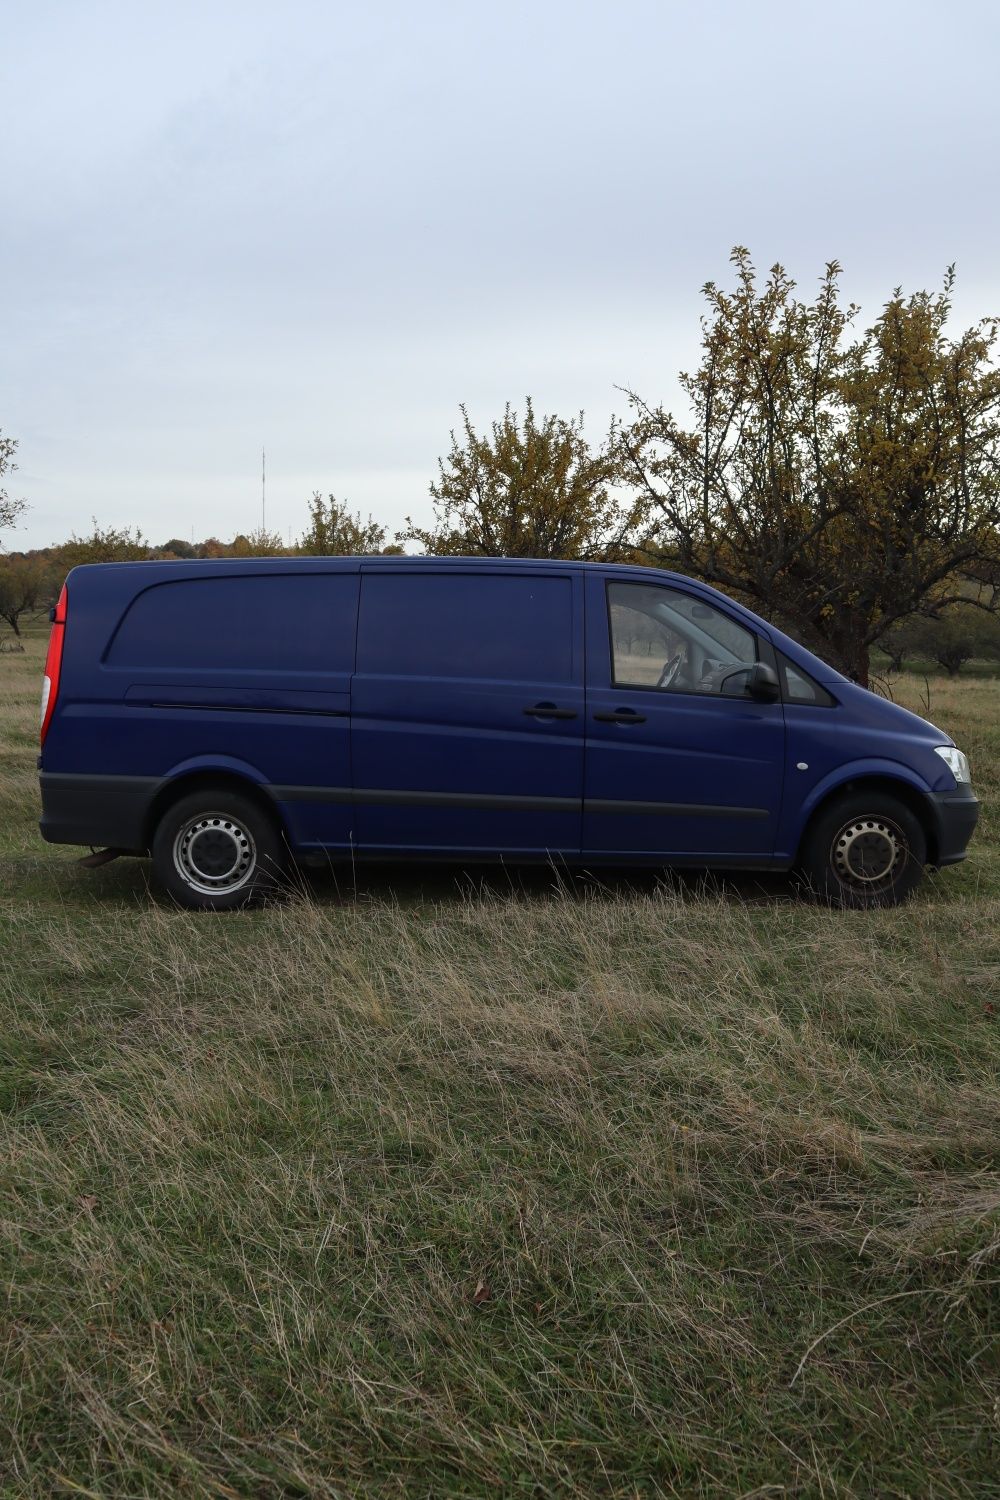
left=698, top=659, right=758, bottom=695
left=656, top=652, right=683, bottom=690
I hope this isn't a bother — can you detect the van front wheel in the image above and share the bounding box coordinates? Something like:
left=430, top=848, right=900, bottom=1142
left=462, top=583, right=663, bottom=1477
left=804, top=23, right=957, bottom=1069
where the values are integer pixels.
left=151, top=788, right=287, bottom=910
left=799, top=791, right=927, bottom=908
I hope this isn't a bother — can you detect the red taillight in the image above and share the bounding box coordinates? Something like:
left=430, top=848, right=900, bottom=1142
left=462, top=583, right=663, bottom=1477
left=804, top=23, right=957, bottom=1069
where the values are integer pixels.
left=40, top=583, right=68, bottom=747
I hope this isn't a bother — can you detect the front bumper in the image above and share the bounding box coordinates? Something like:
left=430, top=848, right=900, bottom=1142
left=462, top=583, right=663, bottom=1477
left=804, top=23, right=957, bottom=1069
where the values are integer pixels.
left=924, top=785, right=980, bottom=867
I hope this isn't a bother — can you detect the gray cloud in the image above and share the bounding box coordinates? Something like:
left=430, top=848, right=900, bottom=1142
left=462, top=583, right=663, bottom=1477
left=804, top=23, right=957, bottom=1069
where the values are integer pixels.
left=3, top=0, right=998, bottom=549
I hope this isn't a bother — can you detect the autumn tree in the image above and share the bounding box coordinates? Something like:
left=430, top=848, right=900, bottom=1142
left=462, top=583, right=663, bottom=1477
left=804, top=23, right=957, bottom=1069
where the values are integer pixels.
left=0, top=554, right=52, bottom=635
left=299, top=493, right=387, bottom=555
left=56, top=523, right=150, bottom=567
left=621, top=249, right=1000, bottom=684
left=404, top=401, right=650, bottom=560
left=1, top=430, right=27, bottom=537
left=229, top=527, right=287, bottom=557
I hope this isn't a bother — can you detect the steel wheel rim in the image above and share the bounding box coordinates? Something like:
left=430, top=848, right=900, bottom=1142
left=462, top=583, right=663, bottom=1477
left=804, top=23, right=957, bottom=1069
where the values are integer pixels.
left=831, top=815, right=907, bottom=892
left=172, top=814, right=256, bottom=896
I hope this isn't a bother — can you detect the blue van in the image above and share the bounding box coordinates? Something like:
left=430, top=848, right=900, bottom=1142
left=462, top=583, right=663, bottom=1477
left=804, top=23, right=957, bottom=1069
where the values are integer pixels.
left=38, top=557, right=978, bottom=909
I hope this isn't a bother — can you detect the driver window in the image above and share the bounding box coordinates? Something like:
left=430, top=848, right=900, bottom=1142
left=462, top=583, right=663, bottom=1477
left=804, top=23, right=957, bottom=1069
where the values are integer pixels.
left=607, top=583, right=757, bottom=696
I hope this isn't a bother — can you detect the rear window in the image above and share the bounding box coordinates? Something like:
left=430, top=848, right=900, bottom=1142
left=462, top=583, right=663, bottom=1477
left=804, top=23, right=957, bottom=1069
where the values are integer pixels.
left=357, top=572, right=574, bottom=683
left=105, top=574, right=358, bottom=673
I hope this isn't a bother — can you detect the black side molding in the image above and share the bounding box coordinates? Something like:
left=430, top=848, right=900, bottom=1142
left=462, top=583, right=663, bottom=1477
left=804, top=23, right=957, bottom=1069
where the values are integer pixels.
left=38, top=770, right=774, bottom=852
left=274, top=785, right=768, bottom=819
left=585, top=799, right=769, bottom=820
left=272, top=785, right=580, bottom=813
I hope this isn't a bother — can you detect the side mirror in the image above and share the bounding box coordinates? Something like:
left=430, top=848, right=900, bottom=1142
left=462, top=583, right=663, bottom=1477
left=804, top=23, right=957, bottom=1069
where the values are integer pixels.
left=745, top=662, right=780, bottom=702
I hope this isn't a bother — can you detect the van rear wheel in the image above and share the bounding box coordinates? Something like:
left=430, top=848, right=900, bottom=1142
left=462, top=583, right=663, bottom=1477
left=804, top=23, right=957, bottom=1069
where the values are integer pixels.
left=151, top=788, right=287, bottom=910
left=799, top=791, right=927, bottom=908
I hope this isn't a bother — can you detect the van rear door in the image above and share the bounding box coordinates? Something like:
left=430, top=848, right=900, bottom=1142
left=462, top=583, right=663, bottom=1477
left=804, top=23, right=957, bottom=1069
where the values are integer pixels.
left=87, top=566, right=359, bottom=853
left=351, top=566, right=584, bottom=856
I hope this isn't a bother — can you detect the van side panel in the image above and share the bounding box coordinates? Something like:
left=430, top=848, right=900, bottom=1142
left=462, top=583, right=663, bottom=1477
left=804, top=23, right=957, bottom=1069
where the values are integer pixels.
left=40, top=563, right=360, bottom=852
left=350, top=567, right=585, bottom=855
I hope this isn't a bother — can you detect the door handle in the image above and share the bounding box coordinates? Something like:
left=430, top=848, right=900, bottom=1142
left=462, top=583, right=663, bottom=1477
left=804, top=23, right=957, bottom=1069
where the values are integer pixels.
left=593, top=709, right=647, bottom=724
left=523, top=702, right=578, bottom=720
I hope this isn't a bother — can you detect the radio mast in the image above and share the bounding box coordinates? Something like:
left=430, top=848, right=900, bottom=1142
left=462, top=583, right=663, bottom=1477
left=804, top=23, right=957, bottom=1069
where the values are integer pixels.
left=261, top=447, right=266, bottom=533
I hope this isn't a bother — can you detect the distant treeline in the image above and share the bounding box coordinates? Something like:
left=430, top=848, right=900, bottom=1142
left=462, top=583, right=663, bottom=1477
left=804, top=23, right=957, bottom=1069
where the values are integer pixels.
left=0, top=494, right=399, bottom=635
left=4, top=248, right=1000, bottom=680
left=2, top=503, right=999, bottom=676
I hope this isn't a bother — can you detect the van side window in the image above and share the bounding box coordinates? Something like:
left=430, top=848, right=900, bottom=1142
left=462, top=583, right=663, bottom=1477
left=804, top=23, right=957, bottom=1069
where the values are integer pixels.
left=776, top=651, right=837, bottom=707
left=358, top=574, right=574, bottom=683
left=105, top=575, right=358, bottom=673
left=607, top=583, right=757, bottom=696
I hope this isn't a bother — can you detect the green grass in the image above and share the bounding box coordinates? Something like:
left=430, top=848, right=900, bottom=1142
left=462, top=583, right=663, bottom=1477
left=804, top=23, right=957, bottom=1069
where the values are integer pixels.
left=2, top=635, right=999, bottom=1497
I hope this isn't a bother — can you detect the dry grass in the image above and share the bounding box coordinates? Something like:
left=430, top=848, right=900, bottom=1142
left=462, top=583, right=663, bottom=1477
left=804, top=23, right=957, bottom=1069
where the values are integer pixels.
left=1, top=630, right=999, bottom=1497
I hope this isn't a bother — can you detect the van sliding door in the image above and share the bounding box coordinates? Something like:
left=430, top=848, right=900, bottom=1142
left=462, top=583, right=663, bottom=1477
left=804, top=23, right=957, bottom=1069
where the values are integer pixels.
left=351, top=567, right=584, bottom=857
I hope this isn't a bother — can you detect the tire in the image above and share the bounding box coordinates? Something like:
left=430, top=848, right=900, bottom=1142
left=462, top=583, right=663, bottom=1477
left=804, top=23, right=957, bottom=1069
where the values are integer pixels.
left=798, top=790, right=927, bottom=909
left=151, top=787, right=288, bottom=911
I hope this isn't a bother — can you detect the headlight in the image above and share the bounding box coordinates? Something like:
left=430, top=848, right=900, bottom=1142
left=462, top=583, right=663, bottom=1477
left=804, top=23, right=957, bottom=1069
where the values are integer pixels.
left=934, top=746, right=971, bottom=784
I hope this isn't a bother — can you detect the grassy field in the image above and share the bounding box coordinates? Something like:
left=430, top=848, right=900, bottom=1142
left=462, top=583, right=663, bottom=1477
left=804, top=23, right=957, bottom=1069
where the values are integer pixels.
left=1, top=629, right=999, bottom=1498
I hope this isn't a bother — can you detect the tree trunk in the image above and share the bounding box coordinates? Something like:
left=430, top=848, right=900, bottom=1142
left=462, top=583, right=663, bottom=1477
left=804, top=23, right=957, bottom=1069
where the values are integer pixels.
left=784, top=609, right=872, bottom=688
left=824, top=636, right=870, bottom=687
left=817, top=608, right=874, bottom=687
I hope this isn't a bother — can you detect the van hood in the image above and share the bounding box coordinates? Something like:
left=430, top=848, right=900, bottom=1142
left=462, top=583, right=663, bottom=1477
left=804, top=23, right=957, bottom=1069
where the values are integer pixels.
left=833, top=681, right=953, bottom=747
left=759, top=620, right=954, bottom=747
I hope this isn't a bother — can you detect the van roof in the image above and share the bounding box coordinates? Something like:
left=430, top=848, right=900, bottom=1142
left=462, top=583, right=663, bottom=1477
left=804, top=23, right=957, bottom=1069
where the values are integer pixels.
left=63, top=554, right=848, bottom=684
left=72, top=554, right=656, bottom=571
left=66, top=554, right=701, bottom=585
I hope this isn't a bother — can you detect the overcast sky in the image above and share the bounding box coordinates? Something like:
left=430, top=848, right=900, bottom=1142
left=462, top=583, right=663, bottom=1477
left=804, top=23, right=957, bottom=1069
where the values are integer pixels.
left=3, top=0, right=999, bottom=551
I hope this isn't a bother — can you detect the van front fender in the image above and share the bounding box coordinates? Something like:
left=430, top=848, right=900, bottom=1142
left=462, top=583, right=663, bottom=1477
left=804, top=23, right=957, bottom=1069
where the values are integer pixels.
left=780, top=757, right=935, bottom=862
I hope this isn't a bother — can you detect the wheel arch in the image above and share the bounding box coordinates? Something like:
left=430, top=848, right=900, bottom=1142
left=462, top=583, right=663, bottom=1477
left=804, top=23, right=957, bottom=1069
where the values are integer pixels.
left=795, top=774, right=938, bottom=867
left=143, top=768, right=287, bottom=849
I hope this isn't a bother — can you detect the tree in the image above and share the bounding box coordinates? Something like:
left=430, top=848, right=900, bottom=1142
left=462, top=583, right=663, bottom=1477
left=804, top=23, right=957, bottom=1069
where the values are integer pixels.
left=879, top=617, right=918, bottom=673
left=229, top=527, right=287, bottom=557
left=299, top=493, right=386, bottom=555
left=903, top=604, right=1000, bottom=675
left=621, top=249, right=1000, bottom=684
left=927, top=609, right=987, bottom=675
left=57, top=523, right=150, bottom=567
left=0, top=553, right=51, bottom=635
left=0, top=430, right=27, bottom=537
left=199, top=537, right=230, bottom=558
left=404, top=400, right=651, bottom=560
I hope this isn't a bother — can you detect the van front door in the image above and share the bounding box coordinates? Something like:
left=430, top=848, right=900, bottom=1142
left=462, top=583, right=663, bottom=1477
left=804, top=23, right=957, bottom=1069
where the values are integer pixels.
left=583, top=576, right=785, bottom=861
left=351, top=567, right=584, bottom=857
